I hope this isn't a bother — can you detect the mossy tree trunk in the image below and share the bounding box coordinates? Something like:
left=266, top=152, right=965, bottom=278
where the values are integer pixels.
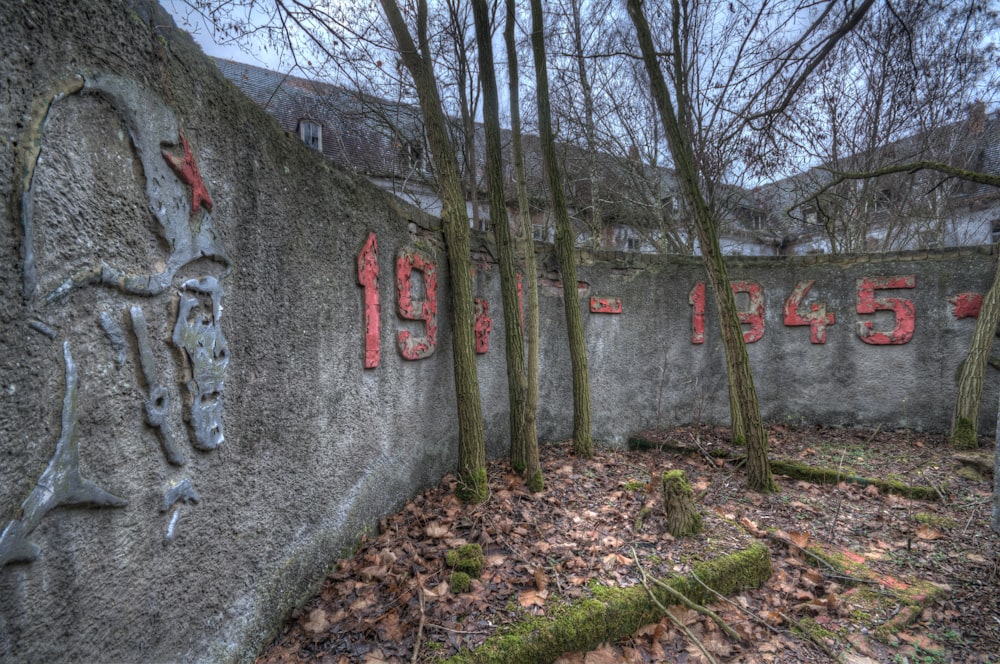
left=471, top=0, right=541, bottom=492
left=529, top=0, right=593, bottom=458
left=380, top=0, right=487, bottom=503
left=951, top=254, right=1000, bottom=449
left=504, top=0, right=543, bottom=491
left=661, top=470, right=703, bottom=537
left=627, top=0, right=773, bottom=491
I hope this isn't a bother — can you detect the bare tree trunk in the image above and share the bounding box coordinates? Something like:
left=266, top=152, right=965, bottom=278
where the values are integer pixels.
left=568, top=0, right=601, bottom=246
left=627, top=0, right=773, bottom=491
left=505, top=0, right=543, bottom=491
left=529, top=0, right=593, bottom=458
left=380, top=0, right=488, bottom=502
left=951, top=255, right=1000, bottom=449
left=471, top=0, right=537, bottom=493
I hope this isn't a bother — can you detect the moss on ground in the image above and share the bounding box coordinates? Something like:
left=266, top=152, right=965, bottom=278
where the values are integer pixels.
left=451, top=572, right=472, bottom=594
left=446, top=544, right=485, bottom=578
left=440, top=542, right=771, bottom=664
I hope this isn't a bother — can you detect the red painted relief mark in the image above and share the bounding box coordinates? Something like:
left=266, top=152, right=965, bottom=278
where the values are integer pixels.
left=856, top=275, right=916, bottom=345
left=689, top=282, right=705, bottom=344
left=949, top=292, right=983, bottom=319
left=474, top=298, right=492, bottom=353
left=395, top=248, right=438, bottom=360
left=783, top=280, right=835, bottom=344
left=161, top=131, right=213, bottom=216
left=732, top=281, right=765, bottom=343
left=357, top=232, right=380, bottom=368
left=590, top=296, right=623, bottom=314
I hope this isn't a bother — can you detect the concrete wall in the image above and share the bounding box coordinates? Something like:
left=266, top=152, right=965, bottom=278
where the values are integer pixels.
left=0, top=1, right=996, bottom=662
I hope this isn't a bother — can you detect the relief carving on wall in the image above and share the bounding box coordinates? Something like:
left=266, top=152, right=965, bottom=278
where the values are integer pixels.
left=1, top=73, right=231, bottom=569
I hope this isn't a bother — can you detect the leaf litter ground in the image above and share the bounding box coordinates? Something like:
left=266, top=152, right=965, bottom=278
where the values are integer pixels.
left=258, top=425, right=999, bottom=663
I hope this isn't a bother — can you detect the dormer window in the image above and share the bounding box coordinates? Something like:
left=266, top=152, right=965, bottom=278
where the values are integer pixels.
left=299, top=120, right=322, bottom=151
left=407, top=142, right=426, bottom=172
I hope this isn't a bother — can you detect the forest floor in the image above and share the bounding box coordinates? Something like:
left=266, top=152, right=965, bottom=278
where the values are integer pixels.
left=257, top=424, right=999, bottom=663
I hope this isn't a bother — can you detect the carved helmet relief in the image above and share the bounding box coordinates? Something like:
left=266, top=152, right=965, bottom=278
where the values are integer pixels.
left=0, top=73, right=231, bottom=570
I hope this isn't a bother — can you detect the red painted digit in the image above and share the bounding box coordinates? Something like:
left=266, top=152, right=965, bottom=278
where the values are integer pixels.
left=731, top=281, right=765, bottom=343
left=949, top=292, right=982, bottom=320
left=689, top=282, right=705, bottom=344
left=474, top=298, right=492, bottom=353
left=783, top=280, right=835, bottom=344
left=856, top=275, right=915, bottom=345
left=395, top=248, right=438, bottom=360
left=357, top=232, right=380, bottom=368
left=589, top=296, right=623, bottom=314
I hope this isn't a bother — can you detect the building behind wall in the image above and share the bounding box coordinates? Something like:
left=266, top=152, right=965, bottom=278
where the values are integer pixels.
left=214, top=58, right=1000, bottom=257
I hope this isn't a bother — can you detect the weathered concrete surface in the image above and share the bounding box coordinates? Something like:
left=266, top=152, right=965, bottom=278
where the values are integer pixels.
left=0, top=1, right=997, bottom=662
left=0, top=1, right=510, bottom=661
left=539, top=248, right=1000, bottom=445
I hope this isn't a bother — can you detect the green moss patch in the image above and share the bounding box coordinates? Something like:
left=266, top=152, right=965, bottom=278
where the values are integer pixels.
left=441, top=542, right=771, bottom=664
left=451, top=572, right=472, bottom=594
left=446, top=544, right=485, bottom=578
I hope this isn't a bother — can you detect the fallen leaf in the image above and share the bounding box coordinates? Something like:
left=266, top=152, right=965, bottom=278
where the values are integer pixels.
left=362, top=649, right=391, bottom=664
left=422, top=580, right=450, bottom=599
left=425, top=522, right=449, bottom=538
left=740, top=516, right=764, bottom=536
left=534, top=567, right=550, bottom=592
left=359, top=564, right=388, bottom=581
left=518, top=589, right=548, bottom=607
left=841, top=654, right=880, bottom=664
left=916, top=525, right=944, bottom=540
left=302, top=608, right=328, bottom=634
left=863, top=484, right=880, bottom=497
left=787, top=530, right=811, bottom=549
left=583, top=643, right=624, bottom=664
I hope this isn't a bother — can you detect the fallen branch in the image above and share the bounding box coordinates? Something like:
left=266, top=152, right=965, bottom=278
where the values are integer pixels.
left=632, top=551, right=718, bottom=664
left=410, top=588, right=426, bottom=664
left=689, top=570, right=781, bottom=636
left=631, top=547, right=743, bottom=643
left=764, top=532, right=878, bottom=586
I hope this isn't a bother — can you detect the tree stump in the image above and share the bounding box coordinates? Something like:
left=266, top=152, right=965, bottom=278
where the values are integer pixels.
left=662, top=470, right=703, bottom=537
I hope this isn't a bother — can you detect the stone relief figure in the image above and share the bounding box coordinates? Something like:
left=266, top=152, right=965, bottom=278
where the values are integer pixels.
left=0, top=73, right=230, bottom=569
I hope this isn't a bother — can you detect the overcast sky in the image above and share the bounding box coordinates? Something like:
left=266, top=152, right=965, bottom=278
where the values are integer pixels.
left=163, top=0, right=287, bottom=71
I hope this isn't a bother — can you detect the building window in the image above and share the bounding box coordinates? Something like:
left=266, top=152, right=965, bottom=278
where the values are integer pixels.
left=532, top=225, right=551, bottom=243
left=875, top=188, right=892, bottom=212
left=299, top=120, right=322, bottom=151
left=803, top=205, right=818, bottom=226
left=740, top=206, right=765, bottom=231
left=407, top=143, right=426, bottom=172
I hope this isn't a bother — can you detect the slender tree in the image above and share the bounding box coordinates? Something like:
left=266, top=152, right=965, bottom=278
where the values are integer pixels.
left=628, top=0, right=771, bottom=491
left=952, top=257, right=1000, bottom=449
left=379, top=0, right=488, bottom=502
left=505, top=0, right=543, bottom=490
left=470, top=0, right=540, bottom=492
left=529, top=0, right=593, bottom=458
